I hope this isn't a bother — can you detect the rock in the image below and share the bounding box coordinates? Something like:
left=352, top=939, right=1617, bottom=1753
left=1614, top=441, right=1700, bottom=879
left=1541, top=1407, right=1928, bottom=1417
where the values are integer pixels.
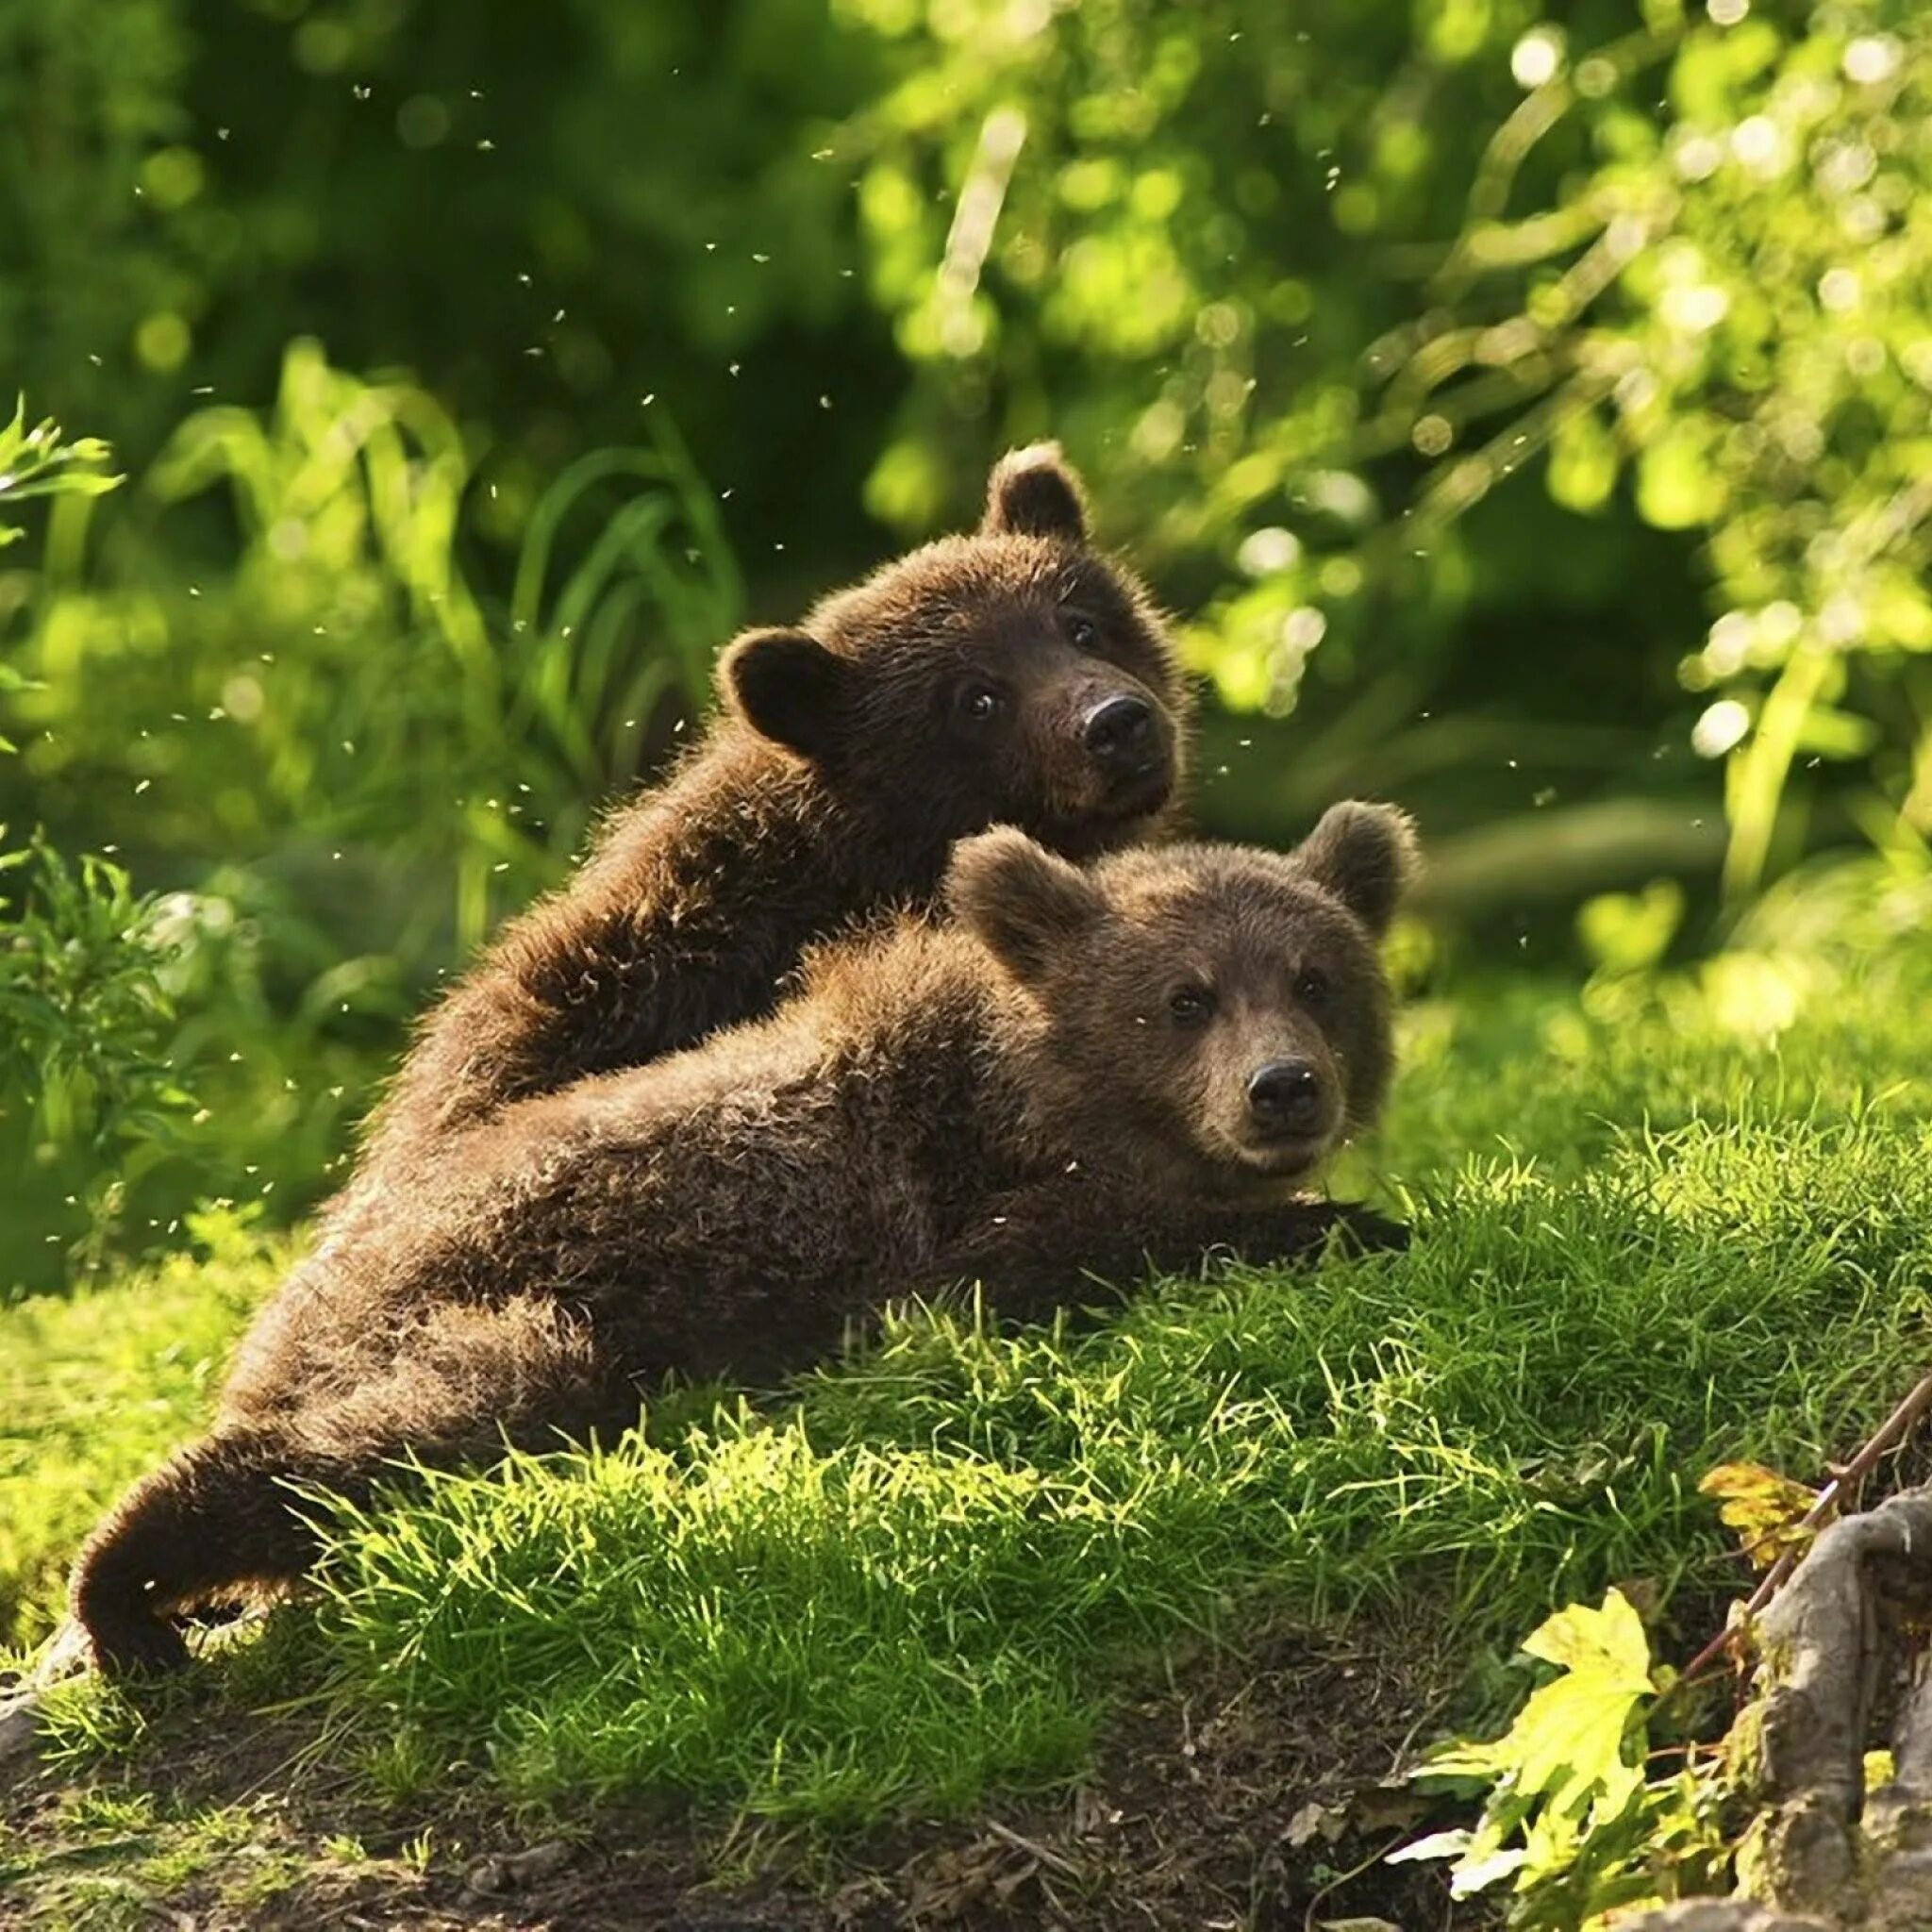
left=462, top=1839, right=574, bottom=1895
left=0, top=1690, right=44, bottom=1774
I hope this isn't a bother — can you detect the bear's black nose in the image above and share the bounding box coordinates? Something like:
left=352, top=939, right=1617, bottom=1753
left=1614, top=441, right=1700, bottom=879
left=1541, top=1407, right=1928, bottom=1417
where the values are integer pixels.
left=1246, top=1060, right=1325, bottom=1134
left=1082, top=694, right=1158, bottom=774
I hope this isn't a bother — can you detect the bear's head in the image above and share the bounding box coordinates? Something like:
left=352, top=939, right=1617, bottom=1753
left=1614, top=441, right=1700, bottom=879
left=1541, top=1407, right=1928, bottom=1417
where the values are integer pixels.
left=716, top=445, right=1187, bottom=860
left=948, top=804, right=1419, bottom=1197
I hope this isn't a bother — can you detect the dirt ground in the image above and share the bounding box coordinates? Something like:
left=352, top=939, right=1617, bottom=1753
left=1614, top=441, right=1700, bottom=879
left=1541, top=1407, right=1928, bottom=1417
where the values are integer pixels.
left=1, top=1622, right=1483, bottom=1930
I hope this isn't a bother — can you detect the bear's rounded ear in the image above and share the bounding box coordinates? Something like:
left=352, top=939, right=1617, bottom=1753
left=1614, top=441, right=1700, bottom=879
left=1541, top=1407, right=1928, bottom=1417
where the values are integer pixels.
left=981, top=442, right=1088, bottom=544
left=1290, top=802, right=1420, bottom=938
left=718, top=627, right=851, bottom=761
left=947, top=826, right=1103, bottom=982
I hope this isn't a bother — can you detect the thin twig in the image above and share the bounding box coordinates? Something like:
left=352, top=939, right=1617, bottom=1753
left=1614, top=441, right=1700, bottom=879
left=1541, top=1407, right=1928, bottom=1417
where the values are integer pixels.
left=1302, top=1833, right=1410, bottom=1932
left=984, top=1818, right=1084, bottom=1883
left=1678, top=1361, right=1932, bottom=1687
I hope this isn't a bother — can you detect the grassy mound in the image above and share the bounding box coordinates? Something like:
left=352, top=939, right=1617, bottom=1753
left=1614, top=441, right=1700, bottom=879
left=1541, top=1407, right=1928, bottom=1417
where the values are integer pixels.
left=8, top=900, right=1932, bottom=1839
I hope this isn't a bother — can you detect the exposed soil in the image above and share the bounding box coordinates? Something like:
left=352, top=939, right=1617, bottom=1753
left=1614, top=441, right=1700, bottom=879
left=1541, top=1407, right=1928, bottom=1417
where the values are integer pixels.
left=1, top=1622, right=1483, bottom=1930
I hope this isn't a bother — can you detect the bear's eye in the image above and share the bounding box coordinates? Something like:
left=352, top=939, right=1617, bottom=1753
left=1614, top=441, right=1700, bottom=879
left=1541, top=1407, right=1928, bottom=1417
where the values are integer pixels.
left=1065, top=613, right=1099, bottom=650
left=1167, top=984, right=1215, bottom=1025
left=958, top=684, right=1005, bottom=724
left=1294, top=965, right=1331, bottom=1007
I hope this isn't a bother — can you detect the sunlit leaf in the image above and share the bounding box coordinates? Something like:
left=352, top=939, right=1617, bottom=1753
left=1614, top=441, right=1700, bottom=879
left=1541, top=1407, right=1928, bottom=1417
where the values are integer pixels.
left=1406, top=1589, right=1660, bottom=1902
left=1698, top=1460, right=1820, bottom=1571
left=1636, top=427, right=1724, bottom=532
left=1792, top=708, right=1881, bottom=761
left=1548, top=406, right=1620, bottom=516
left=1578, top=882, right=1685, bottom=976
left=0, top=394, right=24, bottom=473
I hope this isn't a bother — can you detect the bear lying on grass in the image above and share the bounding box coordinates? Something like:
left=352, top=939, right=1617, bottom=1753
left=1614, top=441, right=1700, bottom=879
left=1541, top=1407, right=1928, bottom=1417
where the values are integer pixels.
left=358, top=443, right=1187, bottom=1188
left=71, top=804, right=1417, bottom=1675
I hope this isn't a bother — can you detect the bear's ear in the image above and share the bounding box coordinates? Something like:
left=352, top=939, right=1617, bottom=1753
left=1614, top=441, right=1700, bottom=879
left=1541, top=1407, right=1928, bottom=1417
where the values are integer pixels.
left=981, top=442, right=1088, bottom=544
left=1290, top=802, right=1420, bottom=938
left=718, top=627, right=852, bottom=761
left=947, top=826, right=1103, bottom=982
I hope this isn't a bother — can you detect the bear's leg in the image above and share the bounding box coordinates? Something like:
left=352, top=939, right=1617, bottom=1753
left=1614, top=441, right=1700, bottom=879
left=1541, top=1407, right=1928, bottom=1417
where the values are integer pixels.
left=931, top=1181, right=1408, bottom=1315
left=68, top=1423, right=328, bottom=1674
left=70, top=1295, right=624, bottom=1678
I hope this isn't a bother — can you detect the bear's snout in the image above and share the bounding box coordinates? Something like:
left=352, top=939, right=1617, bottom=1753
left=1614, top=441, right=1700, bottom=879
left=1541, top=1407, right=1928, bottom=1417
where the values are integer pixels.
left=1082, top=693, right=1161, bottom=777
left=1072, top=685, right=1174, bottom=819
left=1245, top=1058, right=1328, bottom=1137
left=1225, top=1050, right=1343, bottom=1177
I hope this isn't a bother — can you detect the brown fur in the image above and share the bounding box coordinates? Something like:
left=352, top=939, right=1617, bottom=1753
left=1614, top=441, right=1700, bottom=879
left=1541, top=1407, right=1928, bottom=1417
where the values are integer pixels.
left=356, top=444, right=1188, bottom=1189
left=70, top=808, right=1418, bottom=1675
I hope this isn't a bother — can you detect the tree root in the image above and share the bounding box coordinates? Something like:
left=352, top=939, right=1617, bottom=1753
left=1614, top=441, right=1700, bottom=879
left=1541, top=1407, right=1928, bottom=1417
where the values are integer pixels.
left=1628, top=1484, right=1932, bottom=1931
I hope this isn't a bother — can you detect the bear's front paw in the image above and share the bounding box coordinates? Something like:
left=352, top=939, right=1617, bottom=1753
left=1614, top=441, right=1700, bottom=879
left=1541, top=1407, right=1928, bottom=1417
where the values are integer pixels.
left=83, top=1607, right=192, bottom=1681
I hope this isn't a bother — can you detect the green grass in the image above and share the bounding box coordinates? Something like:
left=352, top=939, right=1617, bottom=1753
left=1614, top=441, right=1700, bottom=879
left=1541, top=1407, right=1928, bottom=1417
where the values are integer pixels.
left=0, top=1210, right=294, bottom=1653
left=8, top=887, right=1932, bottom=1839
left=0, top=1789, right=309, bottom=1931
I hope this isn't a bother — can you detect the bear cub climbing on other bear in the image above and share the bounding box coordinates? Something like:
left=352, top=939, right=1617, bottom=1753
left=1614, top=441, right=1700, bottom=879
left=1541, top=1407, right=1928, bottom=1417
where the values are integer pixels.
left=71, top=803, right=1417, bottom=1675
left=356, top=442, right=1188, bottom=1192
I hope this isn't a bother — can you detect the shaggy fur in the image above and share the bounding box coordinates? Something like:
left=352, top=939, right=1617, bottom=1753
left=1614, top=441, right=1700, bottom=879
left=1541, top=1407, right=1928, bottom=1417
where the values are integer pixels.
left=70, top=807, right=1418, bottom=1675
left=357, top=444, right=1188, bottom=1186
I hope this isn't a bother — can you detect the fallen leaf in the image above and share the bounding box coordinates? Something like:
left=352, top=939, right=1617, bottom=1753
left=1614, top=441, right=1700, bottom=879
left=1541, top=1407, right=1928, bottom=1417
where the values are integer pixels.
left=1699, top=1460, right=1821, bottom=1571
left=1349, top=1786, right=1429, bottom=1833
left=1285, top=1798, right=1349, bottom=1848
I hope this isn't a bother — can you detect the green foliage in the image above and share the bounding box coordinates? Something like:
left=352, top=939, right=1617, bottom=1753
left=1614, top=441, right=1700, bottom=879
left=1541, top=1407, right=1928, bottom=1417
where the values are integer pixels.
left=0, top=1206, right=284, bottom=1651
left=7, top=0, right=1921, bottom=928
left=16, top=341, right=737, bottom=954
left=0, top=831, right=197, bottom=1280
left=0, top=348, right=739, bottom=1290
left=0, top=403, right=119, bottom=546
left=845, top=0, right=1932, bottom=890
left=1395, top=1591, right=1727, bottom=1924
left=2, top=0, right=1926, bottom=1291
left=1452, top=0, right=1932, bottom=898
left=1576, top=878, right=1686, bottom=975
left=0, top=405, right=120, bottom=734
left=1442, top=1590, right=1658, bottom=1849
left=19, top=908, right=1932, bottom=1836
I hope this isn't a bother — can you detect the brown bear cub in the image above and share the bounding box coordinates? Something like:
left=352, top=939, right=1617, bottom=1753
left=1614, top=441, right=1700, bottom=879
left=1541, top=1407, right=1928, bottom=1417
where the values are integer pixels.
left=71, top=803, right=1417, bottom=1675
left=357, top=443, right=1187, bottom=1188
